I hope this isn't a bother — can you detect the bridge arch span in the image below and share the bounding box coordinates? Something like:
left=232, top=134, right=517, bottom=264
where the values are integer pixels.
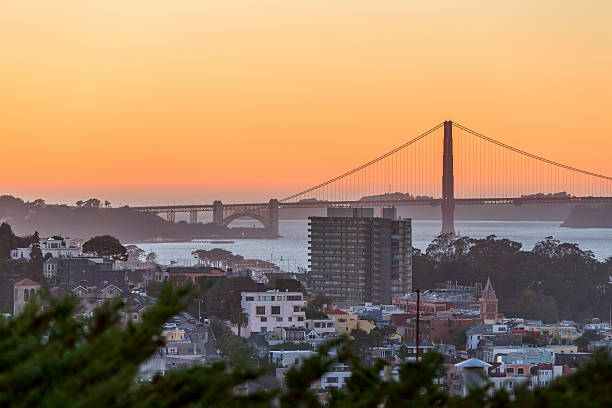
left=222, top=212, right=271, bottom=229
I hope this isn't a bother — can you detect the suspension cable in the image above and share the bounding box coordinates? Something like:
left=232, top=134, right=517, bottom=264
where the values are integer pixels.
left=280, top=122, right=444, bottom=202
left=454, top=122, right=612, bottom=182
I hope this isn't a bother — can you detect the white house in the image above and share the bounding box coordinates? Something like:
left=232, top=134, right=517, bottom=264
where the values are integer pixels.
left=319, top=363, right=352, bottom=390
left=269, top=350, right=315, bottom=367
left=240, top=290, right=306, bottom=338
left=305, top=318, right=336, bottom=337
left=11, top=237, right=82, bottom=260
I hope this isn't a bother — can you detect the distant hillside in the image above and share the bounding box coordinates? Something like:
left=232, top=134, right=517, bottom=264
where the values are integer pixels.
left=0, top=196, right=238, bottom=243
left=561, top=204, right=612, bottom=228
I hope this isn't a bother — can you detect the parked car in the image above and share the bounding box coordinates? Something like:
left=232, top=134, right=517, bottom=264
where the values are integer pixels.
left=187, top=317, right=196, bottom=324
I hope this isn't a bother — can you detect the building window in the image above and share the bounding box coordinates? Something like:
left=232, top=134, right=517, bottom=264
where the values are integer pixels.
left=506, top=368, right=514, bottom=374
left=293, top=306, right=301, bottom=313
left=287, top=295, right=302, bottom=301
left=276, top=317, right=283, bottom=322
left=256, top=306, right=265, bottom=315
left=246, top=296, right=254, bottom=301
left=271, top=306, right=281, bottom=315
left=517, top=368, right=524, bottom=375
left=298, top=317, right=304, bottom=322
left=260, top=317, right=267, bottom=322
left=326, top=377, right=338, bottom=383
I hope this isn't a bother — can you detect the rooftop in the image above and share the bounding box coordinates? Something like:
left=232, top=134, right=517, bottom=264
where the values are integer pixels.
left=456, top=358, right=492, bottom=368
left=14, top=278, right=40, bottom=287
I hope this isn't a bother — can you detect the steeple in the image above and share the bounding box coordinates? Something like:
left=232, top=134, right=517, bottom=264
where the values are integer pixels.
left=479, top=277, right=499, bottom=321
left=480, top=277, right=497, bottom=301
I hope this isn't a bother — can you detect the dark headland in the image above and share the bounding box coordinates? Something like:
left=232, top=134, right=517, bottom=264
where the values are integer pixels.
left=561, top=204, right=612, bottom=228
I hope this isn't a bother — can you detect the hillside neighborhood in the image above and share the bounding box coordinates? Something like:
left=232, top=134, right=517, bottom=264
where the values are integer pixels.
left=4, top=226, right=611, bottom=402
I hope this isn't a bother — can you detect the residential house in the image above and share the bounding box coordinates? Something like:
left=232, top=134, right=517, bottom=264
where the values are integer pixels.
left=11, top=236, right=82, bottom=260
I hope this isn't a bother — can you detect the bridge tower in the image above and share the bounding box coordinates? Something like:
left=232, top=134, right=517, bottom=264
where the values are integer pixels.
left=268, top=199, right=279, bottom=237
left=441, top=121, right=455, bottom=235
left=166, top=210, right=176, bottom=223
left=212, top=200, right=223, bottom=226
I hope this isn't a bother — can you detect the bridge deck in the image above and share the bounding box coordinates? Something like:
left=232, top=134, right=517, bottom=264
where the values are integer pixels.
left=129, top=196, right=612, bottom=213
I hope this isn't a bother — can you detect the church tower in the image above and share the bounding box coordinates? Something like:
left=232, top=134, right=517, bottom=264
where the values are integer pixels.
left=13, top=278, right=41, bottom=316
left=479, top=277, right=498, bottom=321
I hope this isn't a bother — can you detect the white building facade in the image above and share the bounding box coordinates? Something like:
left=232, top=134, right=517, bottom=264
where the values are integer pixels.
left=11, top=237, right=82, bottom=260
left=240, top=290, right=306, bottom=338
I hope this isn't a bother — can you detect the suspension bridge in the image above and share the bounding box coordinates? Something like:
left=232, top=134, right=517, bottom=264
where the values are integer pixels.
left=131, top=121, right=612, bottom=237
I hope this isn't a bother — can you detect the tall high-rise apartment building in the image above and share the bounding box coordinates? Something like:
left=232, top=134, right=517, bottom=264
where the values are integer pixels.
left=308, top=207, right=412, bottom=305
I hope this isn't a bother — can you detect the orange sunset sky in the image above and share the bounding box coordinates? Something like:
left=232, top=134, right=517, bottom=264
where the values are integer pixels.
left=1, top=1, right=611, bottom=206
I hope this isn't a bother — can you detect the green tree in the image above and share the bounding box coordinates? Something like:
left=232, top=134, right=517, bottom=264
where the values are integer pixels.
left=267, top=278, right=304, bottom=293
left=518, top=289, right=559, bottom=323
left=209, top=317, right=231, bottom=339
left=83, top=235, right=128, bottom=261
left=28, top=232, right=44, bottom=280
left=449, top=326, right=468, bottom=350
left=145, top=252, right=158, bottom=264
left=192, top=248, right=237, bottom=268
left=204, top=277, right=258, bottom=320
left=125, top=245, right=146, bottom=262
left=305, top=307, right=328, bottom=319
left=310, top=295, right=333, bottom=310
left=0, top=223, right=29, bottom=260
left=574, top=329, right=601, bottom=349
left=32, top=198, right=46, bottom=207
left=216, top=333, right=257, bottom=368
left=84, top=198, right=102, bottom=208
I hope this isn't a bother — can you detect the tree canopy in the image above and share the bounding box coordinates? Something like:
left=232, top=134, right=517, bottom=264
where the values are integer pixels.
left=413, top=234, right=611, bottom=322
left=83, top=235, right=128, bottom=261
left=192, top=248, right=244, bottom=269
left=125, top=245, right=146, bottom=262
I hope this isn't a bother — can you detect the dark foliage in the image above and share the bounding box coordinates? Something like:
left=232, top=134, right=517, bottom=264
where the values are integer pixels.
left=83, top=235, right=128, bottom=261
left=204, top=277, right=258, bottom=321
left=0, top=222, right=36, bottom=261
left=413, top=235, right=611, bottom=322
left=267, top=278, right=304, bottom=293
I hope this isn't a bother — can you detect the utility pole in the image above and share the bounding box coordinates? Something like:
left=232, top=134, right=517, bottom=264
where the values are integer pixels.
left=416, top=288, right=420, bottom=362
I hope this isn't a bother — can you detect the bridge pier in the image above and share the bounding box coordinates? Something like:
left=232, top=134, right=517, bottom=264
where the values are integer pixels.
left=441, top=121, right=456, bottom=235
left=268, top=199, right=279, bottom=237
left=212, top=200, right=223, bottom=226
left=189, top=210, right=198, bottom=224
